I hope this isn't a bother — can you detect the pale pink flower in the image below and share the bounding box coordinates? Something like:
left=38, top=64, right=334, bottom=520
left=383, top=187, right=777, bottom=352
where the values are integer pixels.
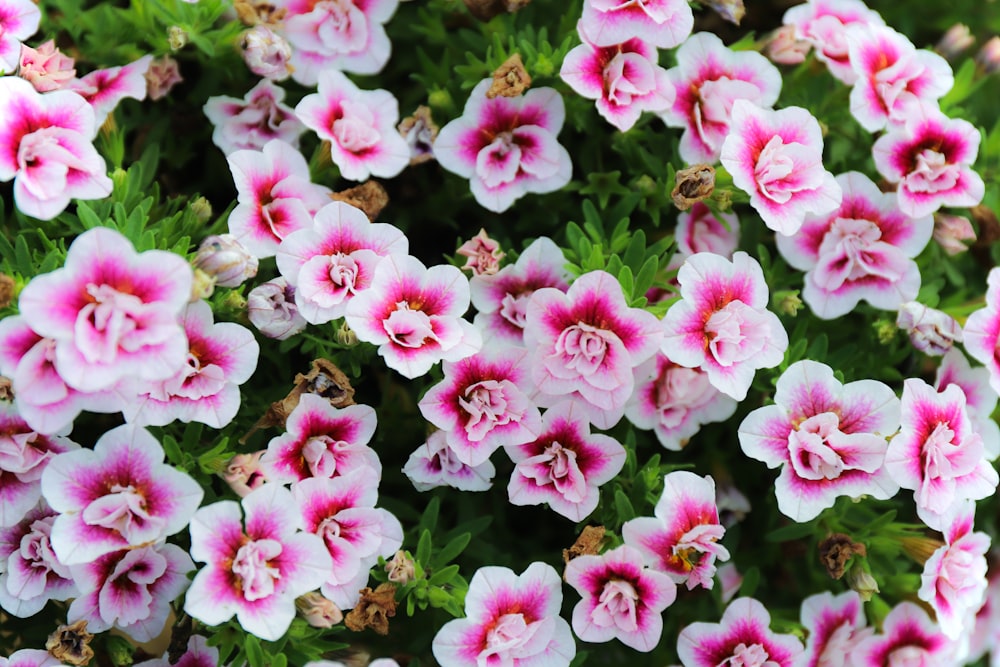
left=564, top=544, right=676, bottom=652
left=278, top=0, right=398, bottom=84
left=0, top=650, right=66, bottom=667
left=721, top=100, right=842, bottom=236
left=578, top=0, right=692, bottom=49
left=402, top=430, right=496, bottom=492
left=977, top=36, right=1000, bottom=74
left=524, top=270, right=662, bottom=429
left=457, top=228, right=504, bottom=276
left=896, top=301, right=962, bottom=356
left=261, top=393, right=380, bottom=484
left=17, top=40, right=75, bottom=92
left=884, top=379, right=998, bottom=530
left=559, top=32, right=674, bottom=132
left=847, top=25, right=953, bottom=132
left=434, top=80, right=572, bottom=213
left=783, top=0, right=885, bottom=83
left=184, top=483, right=334, bottom=641
left=193, top=234, right=259, bottom=288
left=247, top=277, right=309, bottom=340
left=133, top=635, right=219, bottom=667
left=622, top=471, right=730, bottom=590
left=0, top=0, right=40, bottom=73
left=0, top=502, right=78, bottom=617
left=295, top=70, right=410, bottom=181
left=919, top=501, right=990, bottom=639
left=506, top=401, right=626, bottom=522
left=0, top=76, right=112, bottom=220
left=624, top=352, right=738, bottom=451
left=470, top=236, right=572, bottom=346
left=227, top=138, right=332, bottom=259
left=935, top=348, right=1000, bottom=460
left=965, top=267, right=1000, bottom=400
left=384, top=550, right=415, bottom=584
left=676, top=597, right=804, bottom=667
left=765, top=25, right=810, bottom=65
left=292, top=467, right=403, bottom=609
left=932, top=213, right=976, bottom=256
left=660, top=32, right=782, bottom=164
left=222, top=451, right=268, bottom=499
left=40, top=424, right=203, bottom=565
left=17, top=227, right=192, bottom=393
left=675, top=202, right=740, bottom=258
left=661, top=251, right=788, bottom=402
left=345, top=254, right=482, bottom=379
left=296, top=591, right=343, bottom=628
left=775, top=171, right=933, bottom=319
left=799, top=590, right=872, bottom=667
left=739, top=360, right=901, bottom=522
left=432, top=562, right=576, bottom=667
left=66, top=55, right=153, bottom=126
left=241, top=24, right=292, bottom=81
left=122, top=300, right=260, bottom=428
left=716, top=563, right=742, bottom=603
left=144, top=56, right=182, bottom=101
left=851, top=601, right=955, bottom=666
left=276, top=201, right=409, bottom=324
left=872, top=102, right=984, bottom=218
left=204, top=79, right=306, bottom=155
left=67, top=541, right=193, bottom=642
left=418, top=347, right=542, bottom=467
left=937, top=24, right=975, bottom=61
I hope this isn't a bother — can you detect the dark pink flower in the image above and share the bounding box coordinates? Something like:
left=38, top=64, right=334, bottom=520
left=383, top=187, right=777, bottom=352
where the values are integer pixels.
left=578, top=0, right=692, bottom=49
left=0, top=502, right=78, bottom=617
left=204, top=79, right=306, bottom=155
left=403, top=430, right=496, bottom=492
left=851, top=601, right=955, bottom=666
left=783, top=0, right=885, bottom=83
left=66, top=55, right=153, bottom=126
left=0, top=0, right=40, bottom=73
left=17, top=40, right=75, bottom=92
left=798, top=591, right=872, bottom=667
left=677, top=597, right=804, bottom=667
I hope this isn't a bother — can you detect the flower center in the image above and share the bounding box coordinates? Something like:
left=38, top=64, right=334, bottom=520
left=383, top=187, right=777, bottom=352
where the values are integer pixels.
left=605, top=51, right=655, bottom=106
left=788, top=412, right=847, bottom=481
left=886, top=645, right=931, bottom=667
left=704, top=300, right=770, bottom=367
left=499, top=292, right=531, bottom=329
left=333, top=100, right=380, bottom=153
left=0, top=430, right=49, bottom=477
left=592, top=578, right=639, bottom=632
left=521, top=440, right=587, bottom=502
left=302, top=434, right=345, bottom=478
left=721, top=642, right=775, bottom=667
left=553, top=321, right=615, bottom=375
left=77, top=283, right=151, bottom=364
left=81, top=483, right=166, bottom=544
left=907, top=148, right=959, bottom=193
left=384, top=302, right=438, bottom=348
left=459, top=379, right=519, bottom=441
left=232, top=538, right=283, bottom=601
left=477, top=131, right=522, bottom=188
left=814, top=217, right=908, bottom=290
left=479, top=613, right=541, bottom=666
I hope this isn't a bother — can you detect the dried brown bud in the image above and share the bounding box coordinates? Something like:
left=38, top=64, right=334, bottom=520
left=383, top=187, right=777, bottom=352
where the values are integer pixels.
left=487, top=53, right=531, bottom=99
left=0, top=377, right=13, bottom=401
left=345, top=583, right=398, bottom=635
left=233, top=0, right=287, bottom=26
left=398, top=105, right=439, bottom=165
left=671, top=164, right=716, bottom=211
left=703, top=0, right=745, bottom=25
left=329, top=181, right=390, bottom=221
left=563, top=525, right=606, bottom=563
left=818, top=533, right=867, bottom=580
left=462, top=0, right=530, bottom=21
left=46, top=620, right=94, bottom=666
left=385, top=550, right=417, bottom=584
left=900, top=535, right=945, bottom=565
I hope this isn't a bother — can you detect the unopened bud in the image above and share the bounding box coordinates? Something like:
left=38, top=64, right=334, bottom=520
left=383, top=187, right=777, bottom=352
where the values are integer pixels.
left=296, top=592, right=344, bottom=628
left=976, top=36, right=1000, bottom=74
left=766, top=25, right=810, bottom=65
left=168, top=26, right=189, bottom=51
left=193, top=234, right=259, bottom=288
left=241, top=24, right=293, bottom=81
left=896, top=302, right=962, bottom=356
left=933, top=213, right=976, bottom=256
left=773, top=290, right=803, bottom=317
left=190, top=267, right=216, bottom=301
left=247, top=277, right=308, bottom=340
left=190, top=196, right=213, bottom=223
left=937, top=24, right=975, bottom=60
left=845, top=566, right=880, bottom=602
left=335, top=321, right=358, bottom=347
left=384, top=550, right=416, bottom=584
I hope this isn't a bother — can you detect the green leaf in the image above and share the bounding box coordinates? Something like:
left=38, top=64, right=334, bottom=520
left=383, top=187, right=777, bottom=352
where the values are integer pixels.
left=434, top=532, right=472, bottom=567
left=632, top=255, right=659, bottom=300
left=245, top=635, right=264, bottom=667
left=416, top=529, right=433, bottom=566
left=428, top=564, right=461, bottom=586
left=617, top=265, right=634, bottom=300
left=622, top=230, right=646, bottom=273
left=613, top=488, right=635, bottom=521
left=738, top=565, right=761, bottom=598
left=766, top=521, right=816, bottom=542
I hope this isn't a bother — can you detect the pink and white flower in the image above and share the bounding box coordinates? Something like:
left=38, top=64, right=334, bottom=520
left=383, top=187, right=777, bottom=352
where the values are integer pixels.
left=0, top=502, right=78, bottom=617
left=276, top=201, right=409, bottom=324
left=775, top=171, right=933, bottom=319
left=720, top=100, right=842, bottom=236
left=0, top=76, right=112, bottom=220
left=204, top=79, right=306, bottom=155
left=184, top=483, right=333, bottom=641
left=345, top=254, right=482, bottom=379
left=457, top=228, right=504, bottom=277
left=935, top=347, right=1000, bottom=460
left=65, top=55, right=152, bottom=126
left=17, top=227, right=192, bottom=393
left=799, top=590, right=872, bottom=667
left=847, top=25, right=953, bottom=132
left=578, top=0, right=692, bottom=49
left=675, top=202, right=740, bottom=258
left=625, top=352, right=738, bottom=451
left=133, top=635, right=219, bottom=667
left=418, top=347, right=542, bottom=467
left=884, top=379, right=998, bottom=530
left=872, top=102, right=984, bottom=219
left=434, top=80, right=572, bottom=213
left=661, top=251, right=788, bottom=402
left=559, top=32, right=674, bottom=132
left=622, top=471, right=730, bottom=590
left=470, top=236, right=572, bottom=346
left=676, top=597, right=804, bottom=667
left=524, top=270, right=662, bottom=429
left=227, top=138, right=332, bottom=259
left=241, top=24, right=292, bottom=81
left=247, top=277, right=309, bottom=340
left=897, top=301, right=963, bottom=356
left=851, top=601, right=955, bottom=666
left=933, top=213, right=976, bottom=256
left=782, top=0, right=885, bottom=83
left=432, top=561, right=576, bottom=667
left=0, top=0, right=40, bottom=73
left=17, top=40, right=75, bottom=92
left=564, top=544, right=677, bottom=652
left=261, top=393, right=380, bottom=484
left=40, top=424, right=204, bottom=565
left=919, top=501, right=990, bottom=639
left=295, top=70, right=410, bottom=181
left=0, top=650, right=66, bottom=667
left=660, top=32, right=782, bottom=164
left=67, top=541, right=193, bottom=642
left=506, top=401, right=626, bottom=522
left=739, top=360, right=901, bottom=522
left=963, top=267, right=1000, bottom=398
left=765, top=25, right=811, bottom=65
left=402, top=431, right=496, bottom=492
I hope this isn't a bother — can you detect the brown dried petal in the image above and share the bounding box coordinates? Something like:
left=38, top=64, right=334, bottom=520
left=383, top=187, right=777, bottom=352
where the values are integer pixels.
left=671, top=164, right=716, bottom=211
left=0, top=273, right=15, bottom=309
left=329, top=181, right=390, bottom=221
left=0, top=377, right=13, bottom=401
left=818, top=533, right=867, bottom=580
left=46, top=620, right=94, bottom=666
left=563, top=525, right=606, bottom=564
left=487, top=53, right=531, bottom=99
left=345, top=583, right=398, bottom=635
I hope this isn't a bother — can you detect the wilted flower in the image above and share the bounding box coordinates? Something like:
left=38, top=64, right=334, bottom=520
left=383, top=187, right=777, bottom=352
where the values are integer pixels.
left=242, top=24, right=292, bottom=80
left=144, top=55, right=182, bottom=100
left=384, top=550, right=416, bottom=584
left=896, top=301, right=962, bottom=355
left=397, top=105, right=438, bottom=164
left=247, top=277, right=309, bottom=340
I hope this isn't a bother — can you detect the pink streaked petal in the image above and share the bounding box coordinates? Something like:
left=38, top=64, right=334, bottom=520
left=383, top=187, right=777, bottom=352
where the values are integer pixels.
left=188, top=500, right=244, bottom=565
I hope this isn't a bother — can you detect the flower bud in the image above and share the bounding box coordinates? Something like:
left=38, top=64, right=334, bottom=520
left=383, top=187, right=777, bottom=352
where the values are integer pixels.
left=766, top=25, right=810, bottom=65
left=703, top=0, right=744, bottom=25
left=932, top=213, right=976, bottom=256
left=896, top=302, right=962, bottom=356
left=189, top=196, right=213, bottom=223
left=296, top=592, right=344, bottom=628
left=384, top=550, right=417, bottom=584
left=221, top=451, right=267, bottom=497
left=846, top=566, right=880, bottom=602
left=241, top=24, right=293, bottom=81
left=457, top=228, right=504, bottom=276
left=335, top=320, right=358, bottom=347
left=190, top=267, right=216, bottom=301
left=193, top=234, right=259, bottom=288
left=247, top=277, right=308, bottom=340
left=773, top=290, right=804, bottom=317
left=168, top=26, right=189, bottom=51
left=145, top=55, right=183, bottom=101
left=18, top=40, right=75, bottom=92
left=936, top=24, right=975, bottom=60
left=977, top=36, right=1000, bottom=74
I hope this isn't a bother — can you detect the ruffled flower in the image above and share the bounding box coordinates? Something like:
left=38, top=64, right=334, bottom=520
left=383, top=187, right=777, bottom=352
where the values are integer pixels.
left=676, top=597, right=804, bottom=667
left=65, top=55, right=153, bottom=125
left=0, top=502, right=78, bottom=617
left=851, top=601, right=955, bottom=666
left=782, top=0, right=885, bottom=83
left=578, top=0, right=693, bottom=49
left=403, top=430, right=496, bottom=492
left=204, top=79, right=306, bottom=155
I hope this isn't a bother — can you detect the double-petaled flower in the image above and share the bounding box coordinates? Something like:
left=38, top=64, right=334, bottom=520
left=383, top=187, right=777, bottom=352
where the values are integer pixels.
left=676, top=597, right=804, bottom=667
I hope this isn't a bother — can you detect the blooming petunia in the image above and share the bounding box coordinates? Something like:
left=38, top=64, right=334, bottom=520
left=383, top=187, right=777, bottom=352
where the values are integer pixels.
left=432, top=561, right=576, bottom=667
left=963, top=267, right=1000, bottom=399
left=65, top=55, right=153, bottom=126
left=18, top=40, right=76, bottom=93
left=720, top=100, right=842, bottom=236
left=403, top=430, right=496, bottom=492
left=204, top=79, right=306, bottom=155
left=661, top=251, right=788, bottom=402
left=622, top=471, right=730, bottom=590
left=524, top=270, right=662, bottom=429
left=40, top=424, right=204, bottom=565
left=782, top=0, right=885, bottom=83
left=884, top=379, right=998, bottom=529
left=0, top=0, right=40, bottom=73
left=660, top=32, right=782, bottom=164
left=0, top=502, right=78, bottom=617
left=434, top=80, right=572, bottom=213
left=184, top=483, right=334, bottom=641
left=935, top=347, right=1000, bottom=460
left=276, top=201, right=409, bottom=324
left=799, top=590, right=872, bottom=667
left=506, top=401, right=626, bottom=522
left=851, top=601, right=955, bottom=666
left=0, top=650, right=66, bottom=667
left=133, top=635, right=219, bottom=667
left=578, top=0, right=693, bottom=49
left=775, top=171, right=933, bottom=319
left=564, top=544, right=677, bottom=651
left=676, top=597, right=804, bottom=667
left=738, top=360, right=900, bottom=522
left=295, top=70, right=410, bottom=181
